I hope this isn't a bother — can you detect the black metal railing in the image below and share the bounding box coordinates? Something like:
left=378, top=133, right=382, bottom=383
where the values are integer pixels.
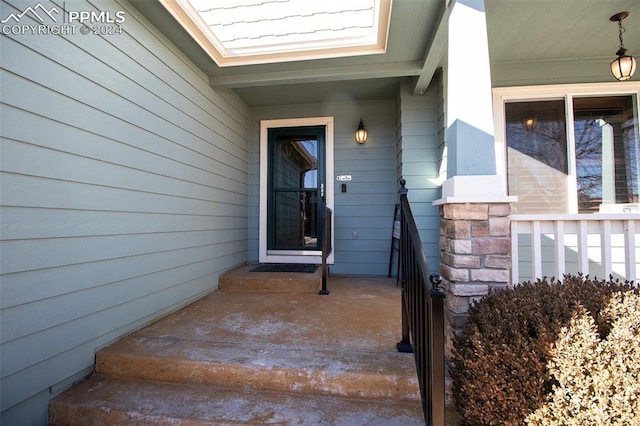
left=319, top=202, right=332, bottom=295
left=396, top=179, right=446, bottom=426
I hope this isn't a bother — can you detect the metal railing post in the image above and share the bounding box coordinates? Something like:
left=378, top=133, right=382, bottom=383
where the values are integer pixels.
left=319, top=202, right=331, bottom=295
left=429, top=274, right=445, bottom=426
left=396, top=179, right=412, bottom=352
left=395, top=179, right=446, bottom=425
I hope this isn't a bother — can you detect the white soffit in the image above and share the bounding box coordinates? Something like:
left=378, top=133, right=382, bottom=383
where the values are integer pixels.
left=160, top=0, right=392, bottom=67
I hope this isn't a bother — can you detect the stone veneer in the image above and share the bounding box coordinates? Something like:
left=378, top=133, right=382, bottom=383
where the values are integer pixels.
left=439, top=202, right=512, bottom=358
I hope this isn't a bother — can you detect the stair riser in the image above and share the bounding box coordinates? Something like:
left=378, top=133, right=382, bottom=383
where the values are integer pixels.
left=50, top=404, right=200, bottom=426
left=50, top=376, right=425, bottom=426
left=219, top=277, right=321, bottom=292
left=217, top=265, right=323, bottom=292
left=97, top=353, right=420, bottom=402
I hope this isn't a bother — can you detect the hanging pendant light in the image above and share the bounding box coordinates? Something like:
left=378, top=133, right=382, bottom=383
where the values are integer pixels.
left=610, top=12, right=636, bottom=81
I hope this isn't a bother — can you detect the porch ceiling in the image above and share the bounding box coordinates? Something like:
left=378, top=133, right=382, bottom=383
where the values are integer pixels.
left=133, top=0, right=640, bottom=107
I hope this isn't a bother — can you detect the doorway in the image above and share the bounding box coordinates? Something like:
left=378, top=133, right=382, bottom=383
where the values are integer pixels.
left=259, top=117, right=334, bottom=264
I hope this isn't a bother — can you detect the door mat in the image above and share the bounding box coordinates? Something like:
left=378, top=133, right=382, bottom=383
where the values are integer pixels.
left=250, top=264, right=318, bottom=273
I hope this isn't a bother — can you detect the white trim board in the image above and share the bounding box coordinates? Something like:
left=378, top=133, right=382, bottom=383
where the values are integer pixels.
left=259, top=117, right=335, bottom=264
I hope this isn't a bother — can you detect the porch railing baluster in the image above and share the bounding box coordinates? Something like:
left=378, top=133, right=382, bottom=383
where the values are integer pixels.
left=511, top=214, right=640, bottom=284
left=395, top=179, right=446, bottom=425
left=319, top=200, right=332, bottom=295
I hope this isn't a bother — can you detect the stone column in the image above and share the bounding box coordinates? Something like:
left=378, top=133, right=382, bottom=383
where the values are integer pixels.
left=436, top=0, right=518, bottom=358
left=439, top=202, right=512, bottom=358
left=434, top=0, right=520, bottom=363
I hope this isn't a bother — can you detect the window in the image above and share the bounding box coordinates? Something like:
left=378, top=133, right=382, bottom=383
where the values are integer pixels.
left=573, top=96, right=638, bottom=212
left=497, top=85, right=640, bottom=214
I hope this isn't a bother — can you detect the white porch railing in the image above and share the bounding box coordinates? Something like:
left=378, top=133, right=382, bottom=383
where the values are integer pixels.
left=510, top=214, right=640, bottom=285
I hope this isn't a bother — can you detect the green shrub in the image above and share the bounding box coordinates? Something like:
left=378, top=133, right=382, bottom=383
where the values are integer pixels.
left=451, top=275, right=636, bottom=425
left=526, top=292, right=640, bottom=425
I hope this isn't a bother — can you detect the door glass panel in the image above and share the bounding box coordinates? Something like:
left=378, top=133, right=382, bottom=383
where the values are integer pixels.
left=273, top=190, right=318, bottom=248
left=269, top=129, right=322, bottom=250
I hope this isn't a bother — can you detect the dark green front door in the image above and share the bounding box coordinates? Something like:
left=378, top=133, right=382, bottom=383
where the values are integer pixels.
left=268, top=126, right=325, bottom=251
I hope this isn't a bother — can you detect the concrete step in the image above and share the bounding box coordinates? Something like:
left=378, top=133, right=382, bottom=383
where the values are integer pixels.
left=49, top=277, right=426, bottom=424
left=219, top=264, right=322, bottom=293
left=96, top=336, right=421, bottom=402
left=50, top=375, right=424, bottom=425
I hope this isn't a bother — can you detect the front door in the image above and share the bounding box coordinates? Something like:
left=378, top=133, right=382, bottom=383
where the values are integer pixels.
left=268, top=126, right=325, bottom=251
left=259, top=117, right=334, bottom=264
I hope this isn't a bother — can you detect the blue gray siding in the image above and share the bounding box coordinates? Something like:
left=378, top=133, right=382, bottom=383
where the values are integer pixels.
left=396, top=80, right=442, bottom=270
left=0, top=0, right=249, bottom=423
left=249, top=100, right=399, bottom=276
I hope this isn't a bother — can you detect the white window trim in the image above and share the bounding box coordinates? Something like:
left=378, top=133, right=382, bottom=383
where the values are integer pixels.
left=259, top=117, right=335, bottom=264
left=493, top=82, right=640, bottom=214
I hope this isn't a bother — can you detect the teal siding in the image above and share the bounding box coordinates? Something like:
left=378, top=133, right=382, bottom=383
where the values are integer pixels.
left=396, top=80, right=442, bottom=271
left=249, top=100, right=399, bottom=275
left=0, top=0, right=249, bottom=423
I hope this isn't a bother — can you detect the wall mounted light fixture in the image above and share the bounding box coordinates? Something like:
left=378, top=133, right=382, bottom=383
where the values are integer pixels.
left=523, top=116, right=537, bottom=132
left=355, top=118, right=368, bottom=144
left=610, top=12, right=637, bottom=81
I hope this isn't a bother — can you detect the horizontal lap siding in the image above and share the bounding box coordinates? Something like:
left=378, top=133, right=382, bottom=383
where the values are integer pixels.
left=0, top=0, right=249, bottom=421
left=396, top=81, right=441, bottom=270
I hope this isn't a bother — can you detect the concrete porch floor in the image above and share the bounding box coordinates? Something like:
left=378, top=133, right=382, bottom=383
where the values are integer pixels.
left=52, top=269, right=457, bottom=424
left=210, top=273, right=405, bottom=352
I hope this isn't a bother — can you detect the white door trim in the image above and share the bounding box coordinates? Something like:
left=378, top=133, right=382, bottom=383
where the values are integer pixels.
left=259, top=117, right=335, bottom=264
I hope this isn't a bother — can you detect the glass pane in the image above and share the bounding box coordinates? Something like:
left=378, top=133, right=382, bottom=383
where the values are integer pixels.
left=273, top=190, right=318, bottom=248
left=270, top=130, right=321, bottom=250
left=273, top=138, right=318, bottom=189
left=573, top=95, right=639, bottom=213
left=506, top=100, right=569, bottom=214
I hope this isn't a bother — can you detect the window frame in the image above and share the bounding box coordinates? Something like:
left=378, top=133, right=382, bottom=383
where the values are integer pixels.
left=493, top=82, right=640, bottom=214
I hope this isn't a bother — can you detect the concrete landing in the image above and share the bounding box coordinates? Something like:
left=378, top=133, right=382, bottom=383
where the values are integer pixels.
left=50, top=276, right=426, bottom=425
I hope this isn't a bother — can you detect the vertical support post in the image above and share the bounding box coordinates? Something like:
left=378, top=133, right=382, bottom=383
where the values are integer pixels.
left=601, top=220, right=612, bottom=279
left=532, top=220, right=542, bottom=281
left=511, top=221, right=520, bottom=285
left=554, top=220, right=566, bottom=279
left=429, top=274, right=446, bottom=426
left=624, top=219, right=636, bottom=283
left=319, top=262, right=330, bottom=295
left=319, top=204, right=331, bottom=295
left=396, top=179, right=413, bottom=353
left=446, top=0, right=496, bottom=178
left=577, top=220, right=590, bottom=276
left=397, top=296, right=413, bottom=353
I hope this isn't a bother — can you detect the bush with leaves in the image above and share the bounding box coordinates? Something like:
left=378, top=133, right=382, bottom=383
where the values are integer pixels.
left=451, top=275, right=637, bottom=425
left=525, top=292, right=640, bottom=425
